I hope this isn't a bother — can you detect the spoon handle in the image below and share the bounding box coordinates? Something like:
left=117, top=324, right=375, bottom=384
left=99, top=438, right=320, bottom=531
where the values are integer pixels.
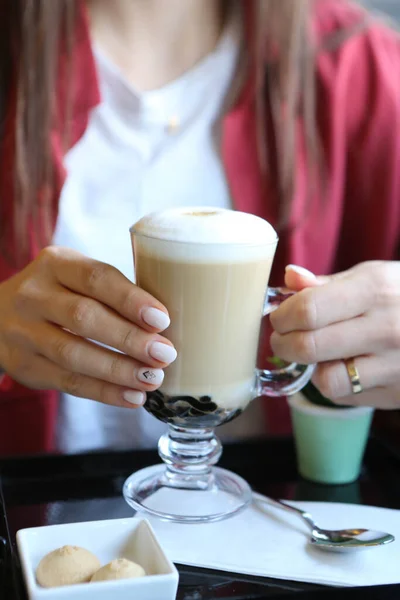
left=253, top=493, right=319, bottom=532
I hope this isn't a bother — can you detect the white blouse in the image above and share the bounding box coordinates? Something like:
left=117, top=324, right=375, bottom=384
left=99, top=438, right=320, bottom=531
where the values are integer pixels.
left=53, top=10, right=242, bottom=453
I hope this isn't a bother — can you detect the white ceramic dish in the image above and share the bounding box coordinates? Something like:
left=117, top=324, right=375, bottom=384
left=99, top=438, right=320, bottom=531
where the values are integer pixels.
left=17, top=517, right=179, bottom=600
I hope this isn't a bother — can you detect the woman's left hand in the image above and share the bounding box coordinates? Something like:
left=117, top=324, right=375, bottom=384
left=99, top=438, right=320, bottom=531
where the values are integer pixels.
left=269, top=261, right=400, bottom=409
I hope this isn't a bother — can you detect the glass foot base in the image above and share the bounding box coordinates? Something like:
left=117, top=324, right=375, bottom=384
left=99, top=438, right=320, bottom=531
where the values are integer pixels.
left=123, top=464, right=252, bottom=523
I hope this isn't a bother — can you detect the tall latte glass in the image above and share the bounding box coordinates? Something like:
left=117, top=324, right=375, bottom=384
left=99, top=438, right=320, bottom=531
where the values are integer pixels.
left=123, top=208, right=314, bottom=522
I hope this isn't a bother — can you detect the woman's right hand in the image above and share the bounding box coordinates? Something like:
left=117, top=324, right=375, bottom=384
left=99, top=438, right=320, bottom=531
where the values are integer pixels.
left=0, top=247, right=177, bottom=408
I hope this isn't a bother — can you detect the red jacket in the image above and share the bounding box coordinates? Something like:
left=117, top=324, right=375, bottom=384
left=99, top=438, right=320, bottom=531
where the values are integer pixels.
left=0, top=1, right=400, bottom=456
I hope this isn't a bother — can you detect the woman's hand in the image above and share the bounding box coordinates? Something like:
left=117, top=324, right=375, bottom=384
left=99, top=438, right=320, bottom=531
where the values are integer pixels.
left=270, top=261, right=400, bottom=409
left=0, top=247, right=176, bottom=408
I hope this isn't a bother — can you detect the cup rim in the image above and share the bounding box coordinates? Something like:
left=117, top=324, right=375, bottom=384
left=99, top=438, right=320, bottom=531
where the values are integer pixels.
left=129, top=226, right=279, bottom=247
left=287, top=392, right=374, bottom=418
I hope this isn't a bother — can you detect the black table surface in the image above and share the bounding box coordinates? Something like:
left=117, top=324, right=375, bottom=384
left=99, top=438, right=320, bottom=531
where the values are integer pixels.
left=1, top=435, right=400, bottom=600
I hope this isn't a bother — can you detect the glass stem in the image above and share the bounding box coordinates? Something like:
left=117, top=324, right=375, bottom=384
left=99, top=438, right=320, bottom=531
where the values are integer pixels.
left=158, top=425, right=222, bottom=490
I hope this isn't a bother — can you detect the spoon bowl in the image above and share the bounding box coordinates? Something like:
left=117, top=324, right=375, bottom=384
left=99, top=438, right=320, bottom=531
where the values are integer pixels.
left=310, top=527, right=395, bottom=552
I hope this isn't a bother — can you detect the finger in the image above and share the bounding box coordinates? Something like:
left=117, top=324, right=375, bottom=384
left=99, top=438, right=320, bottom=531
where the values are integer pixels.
left=44, top=247, right=170, bottom=331
left=340, top=386, right=400, bottom=410
left=270, top=267, right=372, bottom=334
left=284, top=264, right=350, bottom=292
left=35, top=287, right=176, bottom=367
left=15, top=353, right=146, bottom=408
left=311, top=352, right=400, bottom=403
left=270, top=314, right=385, bottom=365
left=31, top=323, right=166, bottom=391
left=284, top=265, right=325, bottom=291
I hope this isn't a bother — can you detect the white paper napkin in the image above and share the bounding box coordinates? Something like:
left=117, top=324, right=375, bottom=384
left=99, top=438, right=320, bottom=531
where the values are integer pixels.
left=147, top=494, right=400, bottom=587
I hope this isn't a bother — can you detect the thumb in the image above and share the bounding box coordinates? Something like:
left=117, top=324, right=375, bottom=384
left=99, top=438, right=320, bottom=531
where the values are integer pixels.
left=284, top=264, right=331, bottom=291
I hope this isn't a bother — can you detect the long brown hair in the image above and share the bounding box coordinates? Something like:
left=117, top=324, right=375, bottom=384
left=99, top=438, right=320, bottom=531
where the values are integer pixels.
left=0, top=0, right=75, bottom=263
left=0, top=0, right=361, bottom=264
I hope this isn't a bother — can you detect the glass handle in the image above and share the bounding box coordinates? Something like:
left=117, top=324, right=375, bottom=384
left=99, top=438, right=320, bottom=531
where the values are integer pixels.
left=256, top=287, right=315, bottom=398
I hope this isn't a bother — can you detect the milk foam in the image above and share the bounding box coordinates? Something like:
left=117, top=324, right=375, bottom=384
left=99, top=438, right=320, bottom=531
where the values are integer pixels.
left=132, top=207, right=277, bottom=263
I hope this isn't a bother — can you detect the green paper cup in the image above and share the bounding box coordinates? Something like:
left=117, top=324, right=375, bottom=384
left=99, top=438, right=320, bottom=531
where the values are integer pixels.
left=288, top=393, right=374, bottom=485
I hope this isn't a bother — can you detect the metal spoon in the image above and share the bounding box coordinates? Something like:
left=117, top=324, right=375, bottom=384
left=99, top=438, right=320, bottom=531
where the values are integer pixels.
left=254, top=494, right=395, bottom=552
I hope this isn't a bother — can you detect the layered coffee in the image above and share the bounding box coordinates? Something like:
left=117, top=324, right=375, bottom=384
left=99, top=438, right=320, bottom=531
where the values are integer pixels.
left=131, top=208, right=277, bottom=427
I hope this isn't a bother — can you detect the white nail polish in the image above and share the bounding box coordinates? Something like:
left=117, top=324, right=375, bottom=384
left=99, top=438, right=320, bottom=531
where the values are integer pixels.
left=142, top=307, right=170, bottom=331
left=149, top=342, right=178, bottom=364
left=137, top=368, right=164, bottom=386
left=123, top=390, right=145, bottom=405
left=286, top=264, right=316, bottom=279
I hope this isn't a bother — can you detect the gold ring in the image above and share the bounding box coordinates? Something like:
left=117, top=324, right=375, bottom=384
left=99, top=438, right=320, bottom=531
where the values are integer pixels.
left=344, top=358, right=363, bottom=394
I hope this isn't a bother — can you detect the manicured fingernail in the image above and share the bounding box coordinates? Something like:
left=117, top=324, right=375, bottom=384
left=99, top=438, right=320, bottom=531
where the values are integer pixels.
left=149, top=342, right=177, bottom=364
left=286, top=264, right=316, bottom=279
left=137, top=368, right=164, bottom=386
left=123, top=390, right=146, bottom=405
left=142, top=307, right=170, bottom=331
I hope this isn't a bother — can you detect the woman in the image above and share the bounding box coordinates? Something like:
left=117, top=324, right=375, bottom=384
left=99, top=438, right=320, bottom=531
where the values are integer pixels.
left=0, top=0, right=399, bottom=456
